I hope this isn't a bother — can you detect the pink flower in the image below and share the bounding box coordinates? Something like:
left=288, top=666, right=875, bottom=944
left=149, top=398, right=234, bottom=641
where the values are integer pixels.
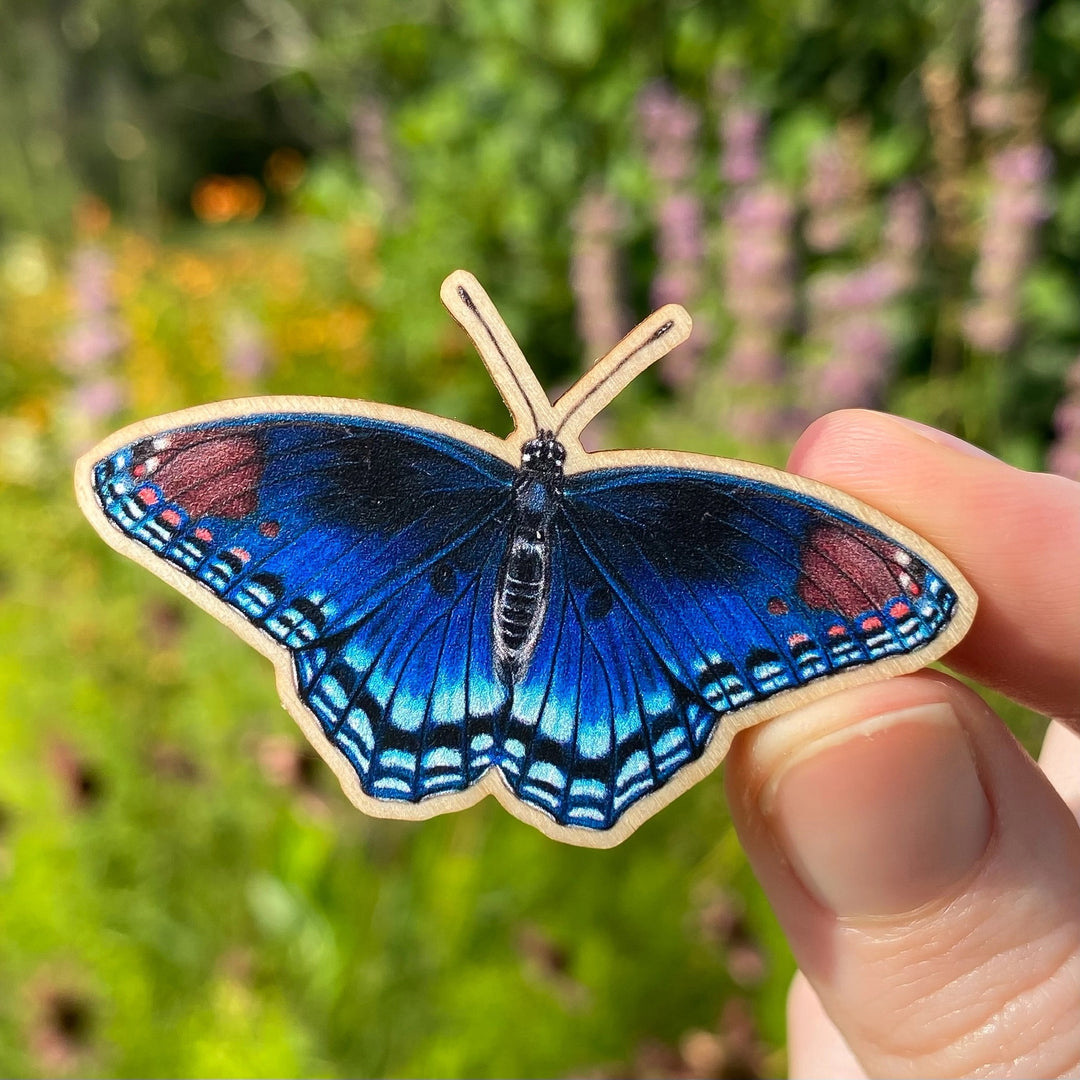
left=69, top=248, right=115, bottom=316
left=807, top=316, right=892, bottom=415
left=639, top=82, right=708, bottom=383
left=719, top=175, right=796, bottom=440
left=804, top=134, right=866, bottom=253
left=638, top=82, right=700, bottom=185
left=963, top=143, right=1052, bottom=353
left=991, top=143, right=1052, bottom=186
left=975, top=0, right=1031, bottom=92
left=570, top=190, right=628, bottom=366
left=58, top=242, right=129, bottom=444
left=720, top=105, right=763, bottom=185
left=72, top=377, right=125, bottom=420
left=60, top=323, right=127, bottom=371
left=656, top=193, right=705, bottom=265
left=726, top=334, right=783, bottom=384
left=351, top=97, right=401, bottom=214
left=224, top=311, right=269, bottom=382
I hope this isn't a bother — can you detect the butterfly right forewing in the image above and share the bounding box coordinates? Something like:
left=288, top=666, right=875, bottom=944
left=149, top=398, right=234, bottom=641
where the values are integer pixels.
left=501, top=461, right=966, bottom=837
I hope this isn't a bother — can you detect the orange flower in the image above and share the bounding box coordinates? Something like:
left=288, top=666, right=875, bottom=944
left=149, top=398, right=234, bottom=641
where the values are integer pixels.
left=191, top=175, right=265, bottom=224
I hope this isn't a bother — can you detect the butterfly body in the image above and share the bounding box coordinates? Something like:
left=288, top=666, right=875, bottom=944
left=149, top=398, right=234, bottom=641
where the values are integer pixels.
left=75, top=271, right=976, bottom=847
left=494, top=432, right=566, bottom=681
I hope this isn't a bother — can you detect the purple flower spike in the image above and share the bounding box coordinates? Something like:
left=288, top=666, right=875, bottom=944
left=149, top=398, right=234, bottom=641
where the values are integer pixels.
left=72, top=377, right=125, bottom=421
left=570, top=190, right=628, bottom=371
left=58, top=243, right=128, bottom=446
left=973, top=0, right=1033, bottom=133
left=720, top=104, right=764, bottom=186
left=963, top=143, right=1052, bottom=353
left=639, top=82, right=709, bottom=384
left=69, top=248, right=115, bottom=316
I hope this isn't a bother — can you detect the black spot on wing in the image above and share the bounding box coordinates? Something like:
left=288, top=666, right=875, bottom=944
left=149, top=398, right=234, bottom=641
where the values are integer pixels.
left=430, top=561, right=456, bottom=597
left=289, top=596, right=327, bottom=635
left=327, top=659, right=361, bottom=700
left=697, top=660, right=737, bottom=690
left=585, top=585, right=613, bottom=619
left=788, top=637, right=818, bottom=661
left=422, top=724, right=465, bottom=753
left=248, top=571, right=284, bottom=598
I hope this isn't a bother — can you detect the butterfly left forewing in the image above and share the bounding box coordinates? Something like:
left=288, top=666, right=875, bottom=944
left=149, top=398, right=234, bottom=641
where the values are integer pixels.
left=77, top=404, right=520, bottom=818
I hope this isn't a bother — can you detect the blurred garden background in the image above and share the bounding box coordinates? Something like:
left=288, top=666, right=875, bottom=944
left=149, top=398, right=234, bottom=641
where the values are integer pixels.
left=1, top=0, right=1078, bottom=1075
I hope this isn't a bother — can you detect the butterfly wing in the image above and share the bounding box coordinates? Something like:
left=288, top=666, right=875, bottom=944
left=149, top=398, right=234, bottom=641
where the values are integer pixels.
left=84, top=409, right=516, bottom=806
left=502, top=463, right=966, bottom=837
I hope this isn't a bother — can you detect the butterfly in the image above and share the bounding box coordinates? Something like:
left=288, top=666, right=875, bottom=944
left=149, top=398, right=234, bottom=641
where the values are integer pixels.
left=75, top=270, right=975, bottom=847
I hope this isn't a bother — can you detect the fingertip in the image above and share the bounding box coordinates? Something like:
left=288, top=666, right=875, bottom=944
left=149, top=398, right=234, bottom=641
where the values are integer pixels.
left=787, top=410, right=999, bottom=490
left=786, top=410, right=884, bottom=478
left=1038, top=721, right=1080, bottom=823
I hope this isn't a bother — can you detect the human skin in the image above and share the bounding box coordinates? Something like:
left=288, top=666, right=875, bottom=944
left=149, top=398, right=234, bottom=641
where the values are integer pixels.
left=724, top=410, right=1080, bottom=1078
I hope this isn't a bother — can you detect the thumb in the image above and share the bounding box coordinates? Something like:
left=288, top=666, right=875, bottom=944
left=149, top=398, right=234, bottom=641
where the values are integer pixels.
left=726, top=673, right=1080, bottom=1078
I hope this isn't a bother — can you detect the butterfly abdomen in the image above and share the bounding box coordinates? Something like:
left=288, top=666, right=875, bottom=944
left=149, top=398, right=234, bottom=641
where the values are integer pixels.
left=494, top=434, right=566, bottom=683
left=494, top=526, right=550, bottom=679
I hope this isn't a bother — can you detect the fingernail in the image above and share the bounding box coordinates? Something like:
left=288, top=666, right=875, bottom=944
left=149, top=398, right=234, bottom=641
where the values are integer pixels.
left=885, top=416, right=1000, bottom=462
left=761, top=702, right=993, bottom=917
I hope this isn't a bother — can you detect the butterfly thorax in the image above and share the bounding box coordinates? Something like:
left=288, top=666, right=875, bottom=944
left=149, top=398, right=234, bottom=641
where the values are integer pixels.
left=493, top=432, right=566, bottom=684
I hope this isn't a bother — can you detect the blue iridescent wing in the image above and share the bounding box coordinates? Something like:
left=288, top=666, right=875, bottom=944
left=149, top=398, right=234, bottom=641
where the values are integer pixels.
left=503, top=465, right=959, bottom=830
left=89, top=413, right=515, bottom=800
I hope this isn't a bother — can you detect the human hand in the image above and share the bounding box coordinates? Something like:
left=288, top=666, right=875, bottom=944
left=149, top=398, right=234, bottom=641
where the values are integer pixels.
left=725, top=409, right=1080, bottom=1078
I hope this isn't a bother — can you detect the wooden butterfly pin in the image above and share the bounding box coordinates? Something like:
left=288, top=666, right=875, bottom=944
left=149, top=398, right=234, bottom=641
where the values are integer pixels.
left=75, top=270, right=975, bottom=847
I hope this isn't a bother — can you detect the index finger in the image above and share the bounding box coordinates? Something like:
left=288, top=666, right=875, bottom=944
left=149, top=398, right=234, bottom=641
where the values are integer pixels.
left=788, top=409, right=1080, bottom=722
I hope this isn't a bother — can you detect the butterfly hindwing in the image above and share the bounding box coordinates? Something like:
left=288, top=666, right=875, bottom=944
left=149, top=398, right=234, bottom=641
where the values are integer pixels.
left=503, top=464, right=959, bottom=828
left=503, top=524, right=717, bottom=829
left=294, top=523, right=510, bottom=801
left=90, top=411, right=516, bottom=801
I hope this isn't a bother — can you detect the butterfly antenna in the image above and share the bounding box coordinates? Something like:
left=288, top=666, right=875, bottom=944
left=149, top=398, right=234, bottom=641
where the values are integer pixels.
left=440, top=270, right=557, bottom=438
left=553, top=304, right=692, bottom=444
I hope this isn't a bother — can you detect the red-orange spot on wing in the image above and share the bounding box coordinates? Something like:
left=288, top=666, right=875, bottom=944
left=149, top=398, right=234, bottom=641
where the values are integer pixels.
left=797, top=523, right=908, bottom=618
left=147, top=430, right=263, bottom=519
